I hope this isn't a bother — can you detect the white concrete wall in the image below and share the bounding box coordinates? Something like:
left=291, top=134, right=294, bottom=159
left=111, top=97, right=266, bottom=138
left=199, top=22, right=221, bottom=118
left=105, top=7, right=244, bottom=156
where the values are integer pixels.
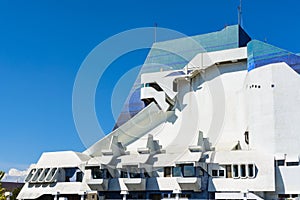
left=192, top=62, right=248, bottom=150
left=276, top=166, right=300, bottom=194
left=209, top=151, right=275, bottom=192
left=247, top=62, right=300, bottom=154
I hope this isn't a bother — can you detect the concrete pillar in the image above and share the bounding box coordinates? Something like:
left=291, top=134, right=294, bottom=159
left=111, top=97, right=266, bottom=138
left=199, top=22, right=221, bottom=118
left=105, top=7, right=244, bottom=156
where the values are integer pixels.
left=78, top=191, right=86, bottom=200
left=120, top=190, right=128, bottom=200
left=53, top=192, right=60, bottom=200
left=172, top=189, right=181, bottom=200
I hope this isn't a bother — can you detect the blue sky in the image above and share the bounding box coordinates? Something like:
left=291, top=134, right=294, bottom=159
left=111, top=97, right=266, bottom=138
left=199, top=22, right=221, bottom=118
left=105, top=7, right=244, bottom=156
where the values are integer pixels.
left=0, top=0, right=300, bottom=172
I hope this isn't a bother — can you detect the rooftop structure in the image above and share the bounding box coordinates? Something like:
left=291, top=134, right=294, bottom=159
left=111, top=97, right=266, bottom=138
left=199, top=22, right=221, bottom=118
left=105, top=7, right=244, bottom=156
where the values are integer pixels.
left=18, top=25, right=300, bottom=200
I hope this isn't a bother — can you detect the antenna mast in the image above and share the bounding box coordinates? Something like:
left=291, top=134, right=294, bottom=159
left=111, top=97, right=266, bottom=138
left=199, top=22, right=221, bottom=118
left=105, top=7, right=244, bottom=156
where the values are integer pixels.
left=238, top=0, right=242, bottom=27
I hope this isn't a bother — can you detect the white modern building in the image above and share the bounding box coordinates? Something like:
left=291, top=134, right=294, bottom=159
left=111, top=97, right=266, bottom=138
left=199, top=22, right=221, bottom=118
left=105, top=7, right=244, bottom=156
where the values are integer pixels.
left=18, top=25, right=300, bottom=200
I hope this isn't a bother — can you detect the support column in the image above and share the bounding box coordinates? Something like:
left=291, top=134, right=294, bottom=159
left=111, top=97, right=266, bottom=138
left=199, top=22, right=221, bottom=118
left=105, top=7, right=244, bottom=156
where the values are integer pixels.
left=52, top=192, right=60, bottom=200
left=78, top=191, right=86, bottom=200
left=172, top=189, right=181, bottom=200
left=120, top=190, right=128, bottom=200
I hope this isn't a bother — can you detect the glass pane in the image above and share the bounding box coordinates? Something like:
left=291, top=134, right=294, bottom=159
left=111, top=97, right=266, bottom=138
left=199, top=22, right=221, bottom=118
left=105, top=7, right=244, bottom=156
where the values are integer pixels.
left=212, top=170, right=218, bottom=177
left=240, top=164, right=246, bottom=178
left=248, top=164, right=254, bottom=177
left=172, top=167, right=182, bottom=177
left=164, top=167, right=171, bottom=177
left=92, top=168, right=103, bottom=179
left=183, top=166, right=195, bottom=177
left=233, top=165, right=239, bottom=178
left=219, top=170, right=224, bottom=177
left=226, top=165, right=232, bottom=178
left=120, top=170, right=128, bottom=178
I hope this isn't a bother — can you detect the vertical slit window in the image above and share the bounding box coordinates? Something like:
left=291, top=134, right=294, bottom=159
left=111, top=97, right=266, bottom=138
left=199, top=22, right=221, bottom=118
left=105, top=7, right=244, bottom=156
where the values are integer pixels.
left=232, top=165, right=239, bottom=178
left=240, top=164, right=246, bottom=178
left=248, top=164, right=255, bottom=178
left=226, top=165, right=232, bottom=178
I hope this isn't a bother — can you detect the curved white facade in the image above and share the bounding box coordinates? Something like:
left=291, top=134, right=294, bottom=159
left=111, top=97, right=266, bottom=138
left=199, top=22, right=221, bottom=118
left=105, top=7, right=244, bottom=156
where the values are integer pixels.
left=18, top=25, right=300, bottom=200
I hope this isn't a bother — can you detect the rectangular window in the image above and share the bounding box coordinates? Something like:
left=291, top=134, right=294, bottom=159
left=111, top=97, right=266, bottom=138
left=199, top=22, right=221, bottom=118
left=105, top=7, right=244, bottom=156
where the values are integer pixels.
left=212, top=170, right=218, bottom=177
left=248, top=164, right=255, bottom=178
left=91, top=167, right=103, bottom=179
left=225, top=165, right=232, bottom=178
left=120, top=170, right=128, bottom=178
left=232, top=165, right=239, bottom=178
left=76, top=172, right=83, bottom=182
left=286, top=162, right=299, bottom=166
left=240, top=164, right=246, bottom=178
left=218, top=170, right=225, bottom=177
left=164, top=167, right=171, bottom=177
left=172, top=167, right=182, bottom=177
left=129, top=168, right=141, bottom=178
left=183, top=165, right=195, bottom=177
left=277, top=160, right=285, bottom=166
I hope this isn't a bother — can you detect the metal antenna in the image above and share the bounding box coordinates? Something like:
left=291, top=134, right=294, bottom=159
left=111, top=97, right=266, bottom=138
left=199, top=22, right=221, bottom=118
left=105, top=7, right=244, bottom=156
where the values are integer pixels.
left=154, top=22, right=157, bottom=43
left=238, top=0, right=243, bottom=27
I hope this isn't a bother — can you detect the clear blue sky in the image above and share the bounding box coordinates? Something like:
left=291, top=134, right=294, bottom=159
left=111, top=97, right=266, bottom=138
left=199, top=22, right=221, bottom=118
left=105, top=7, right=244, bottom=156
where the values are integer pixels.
left=0, top=0, right=299, bottom=172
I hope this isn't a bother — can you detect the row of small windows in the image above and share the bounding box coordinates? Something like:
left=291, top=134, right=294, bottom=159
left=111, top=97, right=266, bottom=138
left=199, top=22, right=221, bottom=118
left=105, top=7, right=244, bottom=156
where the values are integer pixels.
left=25, top=167, right=83, bottom=183
left=276, top=160, right=300, bottom=167
left=88, top=165, right=203, bottom=179
left=249, top=85, right=261, bottom=89
left=248, top=84, right=275, bottom=89
left=163, top=164, right=201, bottom=178
left=212, top=164, right=256, bottom=179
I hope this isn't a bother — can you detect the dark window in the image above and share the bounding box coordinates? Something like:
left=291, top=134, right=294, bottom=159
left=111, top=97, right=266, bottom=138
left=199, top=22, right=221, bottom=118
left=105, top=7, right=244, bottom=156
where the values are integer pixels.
left=25, top=169, right=36, bottom=182
left=129, top=172, right=141, bottom=178
left=271, top=84, right=275, bottom=88
left=286, top=162, right=299, bottom=166
left=219, top=170, right=225, bottom=177
left=76, top=172, right=83, bottom=182
left=233, top=165, right=239, bottom=178
left=248, top=164, right=255, bottom=178
left=91, top=167, right=104, bottom=179
left=183, top=165, right=195, bottom=177
left=129, top=168, right=141, bottom=178
left=240, top=164, right=246, bottom=178
left=277, top=160, right=285, bottom=166
left=226, top=165, right=232, bottom=178
left=172, top=167, right=182, bottom=177
left=212, top=170, right=218, bottom=177
left=120, top=170, right=128, bottom=178
left=164, top=167, right=171, bottom=177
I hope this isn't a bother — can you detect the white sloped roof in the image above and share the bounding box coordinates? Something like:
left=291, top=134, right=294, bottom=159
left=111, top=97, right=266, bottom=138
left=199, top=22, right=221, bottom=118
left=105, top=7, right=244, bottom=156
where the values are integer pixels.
left=36, top=151, right=90, bottom=168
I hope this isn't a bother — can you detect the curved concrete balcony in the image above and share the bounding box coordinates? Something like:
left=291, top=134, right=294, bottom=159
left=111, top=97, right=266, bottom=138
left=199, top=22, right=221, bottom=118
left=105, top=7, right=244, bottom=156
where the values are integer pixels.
left=122, top=178, right=146, bottom=191
left=86, top=178, right=109, bottom=191
left=176, top=177, right=202, bottom=191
